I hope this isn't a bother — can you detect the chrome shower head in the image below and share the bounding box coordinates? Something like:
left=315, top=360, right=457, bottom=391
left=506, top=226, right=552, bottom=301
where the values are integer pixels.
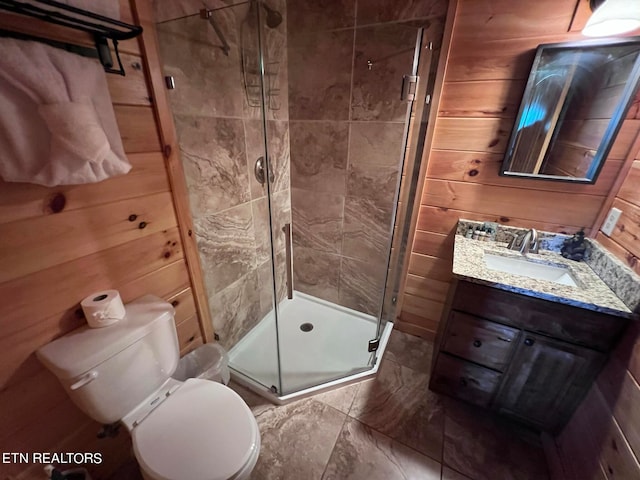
left=261, top=2, right=282, bottom=28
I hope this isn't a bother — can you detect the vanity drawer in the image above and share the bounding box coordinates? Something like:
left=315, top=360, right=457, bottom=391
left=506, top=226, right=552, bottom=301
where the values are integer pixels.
left=453, top=281, right=626, bottom=351
left=443, top=311, right=519, bottom=371
left=430, top=353, right=502, bottom=408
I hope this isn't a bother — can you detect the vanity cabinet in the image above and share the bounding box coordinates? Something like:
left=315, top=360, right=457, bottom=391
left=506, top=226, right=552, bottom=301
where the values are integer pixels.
left=430, top=281, right=627, bottom=433
left=495, top=332, right=604, bottom=430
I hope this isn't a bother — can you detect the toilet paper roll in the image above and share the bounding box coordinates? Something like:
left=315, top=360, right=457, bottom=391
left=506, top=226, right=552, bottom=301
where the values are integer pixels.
left=81, top=290, right=126, bottom=328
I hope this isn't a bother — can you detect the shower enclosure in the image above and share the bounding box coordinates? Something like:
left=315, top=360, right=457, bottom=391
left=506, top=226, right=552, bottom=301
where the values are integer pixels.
left=155, top=0, right=444, bottom=401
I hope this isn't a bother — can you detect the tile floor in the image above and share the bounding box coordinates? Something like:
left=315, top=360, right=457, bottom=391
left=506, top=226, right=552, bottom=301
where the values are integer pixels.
left=111, top=330, right=550, bottom=480
left=233, top=330, right=550, bottom=480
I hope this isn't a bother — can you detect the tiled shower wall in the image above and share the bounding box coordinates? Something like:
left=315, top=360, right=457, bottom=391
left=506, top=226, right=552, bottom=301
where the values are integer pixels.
left=287, top=0, right=447, bottom=315
left=155, top=0, right=291, bottom=350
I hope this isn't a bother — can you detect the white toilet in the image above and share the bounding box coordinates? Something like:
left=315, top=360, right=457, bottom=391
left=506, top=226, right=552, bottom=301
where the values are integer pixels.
left=37, top=295, right=260, bottom=480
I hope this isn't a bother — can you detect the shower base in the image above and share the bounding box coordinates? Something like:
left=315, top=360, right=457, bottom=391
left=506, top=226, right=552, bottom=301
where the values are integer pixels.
left=228, top=291, right=393, bottom=404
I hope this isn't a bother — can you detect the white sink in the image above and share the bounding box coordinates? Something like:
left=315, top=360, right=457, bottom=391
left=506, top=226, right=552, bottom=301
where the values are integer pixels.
left=484, top=253, right=578, bottom=287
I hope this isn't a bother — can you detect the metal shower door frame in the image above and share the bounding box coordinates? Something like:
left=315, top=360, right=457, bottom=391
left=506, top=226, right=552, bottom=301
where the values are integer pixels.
left=368, top=26, right=435, bottom=356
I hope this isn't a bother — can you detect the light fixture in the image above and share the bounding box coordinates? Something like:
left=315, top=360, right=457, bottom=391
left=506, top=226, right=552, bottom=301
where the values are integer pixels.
left=583, top=0, right=640, bottom=37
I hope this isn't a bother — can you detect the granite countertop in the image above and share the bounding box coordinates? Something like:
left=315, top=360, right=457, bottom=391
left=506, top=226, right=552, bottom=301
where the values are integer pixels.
left=453, top=235, right=632, bottom=317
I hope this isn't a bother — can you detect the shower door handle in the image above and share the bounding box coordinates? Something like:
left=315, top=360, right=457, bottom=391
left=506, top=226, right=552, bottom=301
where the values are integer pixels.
left=254, top=156, right=266, bottom=185
left=283, top=223, right=293, bottom=299
left=254, top=156, right=275, bottom=185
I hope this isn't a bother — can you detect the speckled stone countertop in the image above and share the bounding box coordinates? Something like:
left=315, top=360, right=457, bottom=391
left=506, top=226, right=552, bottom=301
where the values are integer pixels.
left=453, top=234, right=633, bottom=318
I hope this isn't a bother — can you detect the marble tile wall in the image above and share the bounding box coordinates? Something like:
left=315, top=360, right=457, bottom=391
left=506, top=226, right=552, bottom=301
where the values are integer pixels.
left=156, top=0, right=291, bottom=350
left=288, top=0, right=447, bottom=315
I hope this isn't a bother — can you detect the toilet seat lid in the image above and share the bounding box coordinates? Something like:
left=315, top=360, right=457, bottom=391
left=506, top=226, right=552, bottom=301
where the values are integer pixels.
left=132, top=378, right=259, bottom=480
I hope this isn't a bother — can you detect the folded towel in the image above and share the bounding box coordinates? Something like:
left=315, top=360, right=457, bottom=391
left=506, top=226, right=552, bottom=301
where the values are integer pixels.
left=0, top=38, right=130, bottom=186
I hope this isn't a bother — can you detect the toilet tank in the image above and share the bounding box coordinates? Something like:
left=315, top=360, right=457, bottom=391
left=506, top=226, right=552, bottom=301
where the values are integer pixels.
left=37, top=295, right=179, bottom=424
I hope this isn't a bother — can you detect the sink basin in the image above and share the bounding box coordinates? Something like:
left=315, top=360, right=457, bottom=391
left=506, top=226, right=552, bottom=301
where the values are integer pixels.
left=484, top=253, right=578, bottom=287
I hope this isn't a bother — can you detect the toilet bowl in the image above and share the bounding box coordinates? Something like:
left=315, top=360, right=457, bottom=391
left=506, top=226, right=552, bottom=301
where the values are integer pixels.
left=37, top=295, right=260, bottom=480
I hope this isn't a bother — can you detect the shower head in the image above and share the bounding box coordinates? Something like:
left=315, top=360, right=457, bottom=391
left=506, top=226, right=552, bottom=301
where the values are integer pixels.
left=260, top=2, right=282, bottom=28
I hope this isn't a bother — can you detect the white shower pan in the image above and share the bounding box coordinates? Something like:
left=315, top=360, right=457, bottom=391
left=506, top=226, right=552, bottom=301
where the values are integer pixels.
left=228, top=291, right=393, bottom=404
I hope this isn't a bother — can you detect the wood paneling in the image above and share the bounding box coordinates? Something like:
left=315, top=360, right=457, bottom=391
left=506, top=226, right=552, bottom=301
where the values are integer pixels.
left=398, top=0, right=639, bottom=342
left=0, top=1, right=211, bottom=477
left=0, top=152, right=170, bottom=225
left=433, top=117, right=513, bottom=153
left=552, top=50, right=640, bottom=480
left=132, top=0, right=214, bottom=342
left=0, top=191, right=178, bottom=283
left=177, top=315, right=204, bottom=355
left=454, top=0, right=576, bottom=41
left=412, top=230, right=454, bottom=259
left=608, top=198, right=640, bottom=259
left=446, top=34, right=581, bottom=83
left=439, top=80, right=526, bottom=118
left=0, top=229, right=185, bottom=387
left=597, top=361, right=640, bottom=462
left=107, top=53, right=152, bottom=106
left=555, top=386, right=640, bottom=480
left=618, top=160, right=640, bottom=206
left=415, top=204, right=574, bottom=237
left=422, top=178, right=602, bottom=227
left=115, top=105, right=162, bottom=152
left=408, top=252, right=453, bottom=281
left=426, top=149, right=621, bottom=195
left=404, top=274, right=451, bottom=302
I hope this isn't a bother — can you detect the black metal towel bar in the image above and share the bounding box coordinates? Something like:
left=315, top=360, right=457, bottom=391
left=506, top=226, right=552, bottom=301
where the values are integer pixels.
left=0, top=0, right=143, bottom=75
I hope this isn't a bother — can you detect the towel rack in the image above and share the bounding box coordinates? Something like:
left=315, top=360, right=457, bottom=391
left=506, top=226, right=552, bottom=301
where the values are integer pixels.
left=0, top=0, right=143, bottom=75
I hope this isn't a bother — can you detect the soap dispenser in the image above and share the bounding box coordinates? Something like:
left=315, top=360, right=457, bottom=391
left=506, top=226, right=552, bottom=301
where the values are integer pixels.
left=561, top=229, right=588, bottom=261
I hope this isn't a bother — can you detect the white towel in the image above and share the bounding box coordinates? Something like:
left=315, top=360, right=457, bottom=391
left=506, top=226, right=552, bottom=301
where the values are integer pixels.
left=0, top=38, right=130, bottom=186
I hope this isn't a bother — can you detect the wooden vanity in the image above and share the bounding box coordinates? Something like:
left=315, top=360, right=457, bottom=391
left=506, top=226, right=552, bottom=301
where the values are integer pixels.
left=430, top=280, right=629, bottom=433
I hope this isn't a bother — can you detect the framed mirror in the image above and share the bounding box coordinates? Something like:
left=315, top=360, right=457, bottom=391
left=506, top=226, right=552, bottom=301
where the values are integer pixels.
left=501, top=37, right=640, bottom=183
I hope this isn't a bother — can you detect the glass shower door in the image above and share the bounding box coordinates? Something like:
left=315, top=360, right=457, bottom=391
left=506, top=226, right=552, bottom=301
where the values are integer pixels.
left=157, top=0, right=440, bottom=398
left=283, top=15, right=436, bottom=393
left=156, top=2, right=283, bottom=394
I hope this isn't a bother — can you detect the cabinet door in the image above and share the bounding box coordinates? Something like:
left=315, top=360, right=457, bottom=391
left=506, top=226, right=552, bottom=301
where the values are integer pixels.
left=495, top=333, right=606, bottom=431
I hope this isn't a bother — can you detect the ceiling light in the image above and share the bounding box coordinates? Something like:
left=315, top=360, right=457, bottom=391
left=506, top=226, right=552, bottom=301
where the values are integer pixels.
left=583, top=0, right=640, bottom=37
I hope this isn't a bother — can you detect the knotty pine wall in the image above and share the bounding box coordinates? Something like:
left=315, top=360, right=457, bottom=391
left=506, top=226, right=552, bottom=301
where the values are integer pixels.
left=596, top=159, right=640, bottom=275
left=550, top=151, right=640, bottom=479
left=0, top=1, right=208, bottom=478
left=397, top=0, right=640, bottom=338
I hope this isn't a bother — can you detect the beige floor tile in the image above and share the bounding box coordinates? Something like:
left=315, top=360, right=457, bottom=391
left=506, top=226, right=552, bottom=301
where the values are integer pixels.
left=443, top=401, right=548, bottom=480
left=443, top=465, right=474, bottom=480
left=349, top=358, right=445, bottom=462
left=385, top=329, right=434, bottom=374
left=323, top=417, right=442, bottom=480
left=313, top=381, right=363, bottom=414
left=251, top=398, right=346, bottom=479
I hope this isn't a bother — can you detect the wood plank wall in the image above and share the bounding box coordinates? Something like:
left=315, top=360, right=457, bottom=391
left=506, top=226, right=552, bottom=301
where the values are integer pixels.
left=396, top=0, right=640, bottom=339
left=595, top=158, right=640, bottom=275
left=550, top=129, right=640, bottom=479
left=0, top=1, right=208, bottom=478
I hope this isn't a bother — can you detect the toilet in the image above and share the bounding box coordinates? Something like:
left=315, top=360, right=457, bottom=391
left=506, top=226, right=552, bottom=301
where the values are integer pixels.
left=37, top=295, right=260, bottom=480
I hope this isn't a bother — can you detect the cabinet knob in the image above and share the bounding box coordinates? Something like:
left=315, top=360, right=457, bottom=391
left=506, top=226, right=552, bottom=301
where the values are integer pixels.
left=524, top=338, right=535, bottom=346
left=459, top=377, right=468, bottom=387
left=473, top=339, right=482, bottom=348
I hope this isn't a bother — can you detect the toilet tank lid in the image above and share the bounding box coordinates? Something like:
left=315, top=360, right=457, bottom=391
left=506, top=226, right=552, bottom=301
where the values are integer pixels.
left=37, top=295, right=175, bottom=379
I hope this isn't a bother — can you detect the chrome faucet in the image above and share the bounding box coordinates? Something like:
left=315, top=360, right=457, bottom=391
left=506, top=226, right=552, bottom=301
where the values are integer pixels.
left=508, top=228, right=539, bottom=255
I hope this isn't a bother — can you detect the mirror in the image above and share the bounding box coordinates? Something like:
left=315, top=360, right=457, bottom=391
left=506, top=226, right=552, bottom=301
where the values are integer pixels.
left=501, top=38, right=640, bottom=183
